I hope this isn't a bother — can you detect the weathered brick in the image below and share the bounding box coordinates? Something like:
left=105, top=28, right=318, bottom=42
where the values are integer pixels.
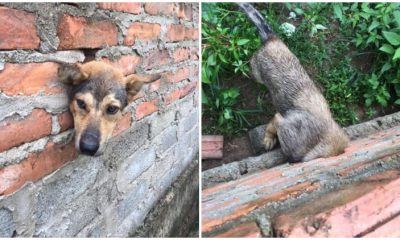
left=144, top=3, right=175, bottom=16
left=0, top=141, right=77, bottom=195
left=0, top=208, right=15, bottom=237
left=0, top=7, right=40, bottom=50
left=97, top=3, right=142, bottom=14
left=180, top=81, right=197, bottom=99
left=202, top=181, right=319, bottom=233
left=176, top=3, right=193, bottom=21
left=124, top=22, right=161, bottom=45
left=185, top=28, right=199, bottom=40
left=172, top=48, right=190, bottom=63
left=202, top=135, right=223, bottom=160
left=149, top=79, right=161, bottom=92
left=0, top=62, right=61, bottom=96
left=101, top=54, right=142, bottom=76
left=116, top=148, right=156, bottom=193
left=0, top=109, right=52, bottom=153
left=164, top=89, right=181, bottom=105
left=165, top=67, right=190, bottom=83
left=58, top=15, right=118, bottom=50
left=136, top=100, right=158, bottom=120
left=112, top=113, right=132, bottom=137
left=363, top=215, right=400, bottom=237
left=191, top=47, right=199, bottom=60
left=142, top=49, right=170, bottom=70
left=274, top=171, right=400, bottom=237
left=166, top=25, right=199, bottom=42
left=36, top=157, right=101, bottom=227
left=165, top=24, right=186, bottom=42
left=58, top=111, right=74, bottom=132
left=215, top=222, right=262, bottom=238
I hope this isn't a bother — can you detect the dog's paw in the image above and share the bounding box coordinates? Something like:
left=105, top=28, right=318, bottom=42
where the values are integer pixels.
left=263, top=134, right=277, bottom=151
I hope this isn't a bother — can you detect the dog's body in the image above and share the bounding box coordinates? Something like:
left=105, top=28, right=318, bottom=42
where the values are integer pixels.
left=58, top=61, right=160, bottom=156
left=238, top=3, right=349, bottom=162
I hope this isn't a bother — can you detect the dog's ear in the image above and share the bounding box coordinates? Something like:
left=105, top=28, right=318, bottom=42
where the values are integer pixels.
left=125, top=73, right=161, bottom=101
left=58, top=63, right=89, bottom=85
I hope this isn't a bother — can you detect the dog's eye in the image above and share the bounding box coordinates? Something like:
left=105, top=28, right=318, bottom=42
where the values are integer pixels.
left=107, top=105, right=119, bottom=115
left=76, top=99, right=86, bottom=110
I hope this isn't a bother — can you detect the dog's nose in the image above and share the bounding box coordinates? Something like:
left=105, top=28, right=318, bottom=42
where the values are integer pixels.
left=79, top=131, right=100, bottom=156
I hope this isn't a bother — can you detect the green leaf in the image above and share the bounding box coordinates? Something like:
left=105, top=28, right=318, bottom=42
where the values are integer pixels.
left=207, top=54, right=217, bottom=66
left=237, top=39, right=250, bottom=46
left=393, top=48, right=400, bottom=60
left=382, top=31, right=400, bottom=46
left=201, top=67, right=210, bottom=84
left=315, top=24, right=327, bottom=30
left=395, top=99, right=400, bottom=105
left=368, top=20, right=380, bottom=32
left=201, top=89, right=209, bottom=105
left=394, top=10, right=400, bottom=27
left=218, top=53, right=228, bottom=63
left=294, top=8, right=304, bottom=15
left=332, top=4, right=343, bottom=21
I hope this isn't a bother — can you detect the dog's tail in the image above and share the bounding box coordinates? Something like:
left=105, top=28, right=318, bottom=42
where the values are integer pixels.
left=236, top=3, right=272, bottom=43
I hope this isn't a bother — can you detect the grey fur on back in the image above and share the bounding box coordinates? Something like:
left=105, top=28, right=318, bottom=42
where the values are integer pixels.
left=240, top=4, right=349, bottom=162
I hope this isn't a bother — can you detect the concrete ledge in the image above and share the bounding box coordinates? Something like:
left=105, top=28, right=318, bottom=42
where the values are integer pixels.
left=203, top=112, right=400, bottom=188
left=202, top=125, right=400, bottom=237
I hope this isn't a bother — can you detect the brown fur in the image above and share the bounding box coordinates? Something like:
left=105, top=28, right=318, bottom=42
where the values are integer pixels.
left=251, top=36, right=349, bottom=162
left=58, top=61, right=161, bottom=156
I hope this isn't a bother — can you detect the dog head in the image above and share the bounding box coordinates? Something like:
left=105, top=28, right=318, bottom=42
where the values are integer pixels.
left=58, top=61, right=160, bottom=156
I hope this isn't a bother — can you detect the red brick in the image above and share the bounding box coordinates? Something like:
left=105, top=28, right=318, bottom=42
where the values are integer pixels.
left=101, top=54, right=142, bottom=76
left=202, top=135, right=223, bottom=159
left=363, top=215, right=400, bottom=237
left=124, top=22, right=161, bottom=45
left=215, top=222, right=262, bottom=238
left=180, top=81, right=197, bottom=98
left=142, top=49, right=170, bottom=70
left=0, top=141, right=77, bottom=195
left=97, top=3, right=142, bottom=14
left=172, top=48, right=190, bottom=63
left=191, top=47, right=199, bottom=60
left=164, top=89, right=181, bottom=105
left=165, top=67, right=190, bottom=83
left=176, top=3, right=193, bottom=21
left=202, top=181, right=320, bottom=233
left=0, top=109, right=52, bottom=153
left=144, top=3, right=175, bottom=16
left=0, top=7, right=40, bottom=50
left=274, top=175, right=400, bottom=237
left=185, top=28, right=199, bottom=40
left=58, top=111, right=74, bottom=132
left=166, top=24, right=186, bottom=42
left=58, top=15, right=118, bottom=50
left=0, top=62, right=62, bottom=96
left=149, top=79, right=161, bottom=92
left=136, top=100, right=158, bottom=120
left=112, top=113, right=132, bottom=136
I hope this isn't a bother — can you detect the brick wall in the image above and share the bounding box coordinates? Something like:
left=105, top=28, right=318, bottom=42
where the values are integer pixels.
left=0, top=2, right=199, bottom=237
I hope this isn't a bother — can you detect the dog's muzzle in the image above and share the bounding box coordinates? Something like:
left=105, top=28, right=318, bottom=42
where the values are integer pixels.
left=79, top=130, right=100, bottom=156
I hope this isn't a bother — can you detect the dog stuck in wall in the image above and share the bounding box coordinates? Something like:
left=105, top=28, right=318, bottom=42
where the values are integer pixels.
left=237, top=3, right=349, bottom=162
left=58, top=61, right=160, bottom=156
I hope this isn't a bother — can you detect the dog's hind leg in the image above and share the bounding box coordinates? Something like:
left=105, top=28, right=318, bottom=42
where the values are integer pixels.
left=277, top=110, right=324, bottom=162
left=263, top=113, right=282, bottom=151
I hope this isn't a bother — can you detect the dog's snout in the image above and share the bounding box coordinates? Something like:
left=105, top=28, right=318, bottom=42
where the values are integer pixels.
left=79, top=131, right=100, bottom=156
